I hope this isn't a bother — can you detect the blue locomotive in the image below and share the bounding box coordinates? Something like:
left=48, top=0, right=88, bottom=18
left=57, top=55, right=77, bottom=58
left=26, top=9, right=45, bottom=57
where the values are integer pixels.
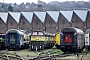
left=5, top=29, right=30, bottom=50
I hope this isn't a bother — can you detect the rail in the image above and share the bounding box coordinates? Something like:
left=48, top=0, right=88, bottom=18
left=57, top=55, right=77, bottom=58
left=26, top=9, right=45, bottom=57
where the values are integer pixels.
left=29, top=49, right=90, bottom=60
left=0, top=50, right=24, bottom=60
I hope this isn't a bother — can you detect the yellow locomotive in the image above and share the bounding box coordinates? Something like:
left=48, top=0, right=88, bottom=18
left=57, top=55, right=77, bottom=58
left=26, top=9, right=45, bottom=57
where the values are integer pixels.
left=29, top=30, right=55, bottom=51
left=54, top=33, right=60, bottom=49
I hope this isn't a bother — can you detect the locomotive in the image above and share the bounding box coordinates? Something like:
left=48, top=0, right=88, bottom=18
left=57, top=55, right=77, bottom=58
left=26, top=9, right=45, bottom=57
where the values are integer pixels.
left=55, top=27, right=85, bottom=53
left=29, top=30, right=55, bottom=51
left=54, top=33, right=60, bottom=49
left=5, top=29, right=30, bottom=50
left=0, top=34, right=5, bottom=49
left=85, top=29, right=90, bottom=51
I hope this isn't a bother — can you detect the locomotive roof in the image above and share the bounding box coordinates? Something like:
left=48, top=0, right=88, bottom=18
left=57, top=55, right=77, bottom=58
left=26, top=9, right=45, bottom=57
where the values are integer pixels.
left=61, top=27, right=84, bottom=34
left=86, top=29, right=90, bottom=33
left=6, top=29, right=24, bottom=35
left=19, top=30, right=28, bottom=34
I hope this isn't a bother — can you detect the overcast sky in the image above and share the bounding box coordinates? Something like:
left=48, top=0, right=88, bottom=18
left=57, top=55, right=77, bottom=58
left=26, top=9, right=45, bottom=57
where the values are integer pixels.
left=0, top=0, right=89, bottom=4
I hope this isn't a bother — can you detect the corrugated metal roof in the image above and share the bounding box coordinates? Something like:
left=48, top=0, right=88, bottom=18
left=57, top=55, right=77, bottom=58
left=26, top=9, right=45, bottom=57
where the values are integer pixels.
left=60, top=11, right=73, bottom=22
left=74, top=10, right=88, bottom=21
left=46, top=11, right=59, bottom=22
left=9, top=12, right=20, bottom=23
left=0, top=12, right=8, bottom=23
left=21, top=12, right=33, bottom=23
left=34, top=12, right=46, bottom=22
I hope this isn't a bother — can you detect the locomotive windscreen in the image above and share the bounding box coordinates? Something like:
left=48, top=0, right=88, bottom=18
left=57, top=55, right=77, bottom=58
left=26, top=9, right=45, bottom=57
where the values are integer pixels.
left=32, top=31, right=43, bottom=35
left=31, top=31, right=45, bottom=41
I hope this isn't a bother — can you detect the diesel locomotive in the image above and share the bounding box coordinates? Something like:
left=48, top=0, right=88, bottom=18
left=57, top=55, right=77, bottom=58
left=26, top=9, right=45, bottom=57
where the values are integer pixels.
left=55, top=27, right=85, bottom=53
left=29, top=30, right=55, bottom=51
left=5, top=29, right=30, bottom=50
left=54, top=33, right=60, bottom=49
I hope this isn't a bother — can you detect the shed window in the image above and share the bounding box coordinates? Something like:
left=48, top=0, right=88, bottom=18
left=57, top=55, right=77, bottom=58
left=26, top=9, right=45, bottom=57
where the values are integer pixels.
left=62, top=20, right=65, bottom=24
left=76, top=20, right=78, bottom=23
left=49, top=21, right=52, bottom=24
left=11, top=22, right=13, bottom=25
left=36, top=21, right=38, bottom=25
left=23, top=22, right=25, bottom=25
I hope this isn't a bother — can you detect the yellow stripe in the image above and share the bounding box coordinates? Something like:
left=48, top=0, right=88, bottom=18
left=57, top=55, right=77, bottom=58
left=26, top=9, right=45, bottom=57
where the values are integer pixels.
left=31, top=36, right=45, bottom=41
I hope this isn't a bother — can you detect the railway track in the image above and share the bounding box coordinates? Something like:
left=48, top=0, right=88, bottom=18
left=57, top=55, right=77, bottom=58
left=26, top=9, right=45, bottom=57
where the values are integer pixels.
left=29, top=49, right=90, bottom=60
left=0, top=49, right=89, bottom=60
left=29, top=49, right=75, bottom=60
left=0, top=50, right=24, bottom=60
